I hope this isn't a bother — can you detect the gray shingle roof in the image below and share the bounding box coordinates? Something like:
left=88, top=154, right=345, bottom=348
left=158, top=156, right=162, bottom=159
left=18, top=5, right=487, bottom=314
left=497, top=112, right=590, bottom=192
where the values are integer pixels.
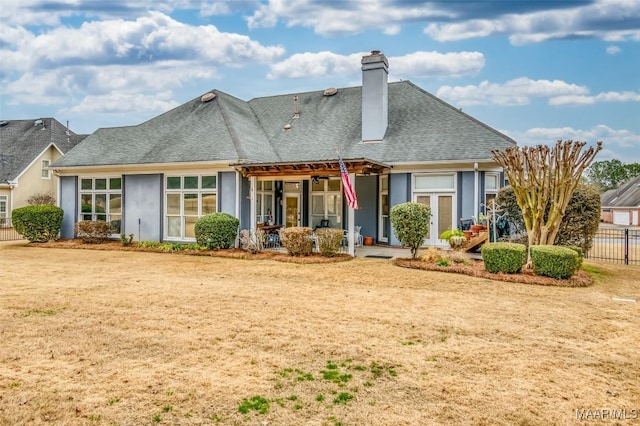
left=0, top=118, right=86, bottom=183
left=601, top=176, right=640, bottom=207
left=53, top=81, right=516, bottom=168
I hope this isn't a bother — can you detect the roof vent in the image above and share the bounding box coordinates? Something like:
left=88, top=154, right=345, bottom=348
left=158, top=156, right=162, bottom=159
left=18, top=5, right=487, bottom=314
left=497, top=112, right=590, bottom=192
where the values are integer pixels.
left=0, top=120, right=8, bottom=127
left=200, top=92, right=216, bottom=103
left=323, top=87, right=338, bottom=96
left=283, top=124, right=292, bottom=130
left=34, top=119, right=43, bottom=126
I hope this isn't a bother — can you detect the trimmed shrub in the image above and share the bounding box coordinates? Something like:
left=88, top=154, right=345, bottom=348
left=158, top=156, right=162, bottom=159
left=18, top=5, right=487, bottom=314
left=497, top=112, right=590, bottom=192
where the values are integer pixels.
left=75, top=220, right=112, bottom=243
left=564, top=245, right=584, bottom=268
left=12, top=205, right=63, bottom=242
left=481, top=242, right=527, bottom=274
left=194, top=213, right=239, bottom=249
left=315, top=228, right=344, bottom=257
left=496, top=184, right=600, bottom=253
left=530, top=245, right=580, bottom=279
left=390, top=202, right=431, bottom=259
left=279, top=227, right=313, bottom=256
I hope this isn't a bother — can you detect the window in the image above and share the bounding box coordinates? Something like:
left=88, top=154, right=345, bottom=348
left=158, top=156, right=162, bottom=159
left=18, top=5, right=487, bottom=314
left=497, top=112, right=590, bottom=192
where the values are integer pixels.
left=41, top=160, right=50, bottom=179
left=0, top=195, right=7, bottom=227
left=256, top=180, right=274, bottom=225
left=165, top=175, right=217, bottom=240
left=310, top=178, right=342, bottom=229
left=414, top=174, right=455, bottom=191
left=484, top=173, right=499, bottom=214
left=379, top=175, right=389, bottom=242
left=79, top=177, right=122, bottom=233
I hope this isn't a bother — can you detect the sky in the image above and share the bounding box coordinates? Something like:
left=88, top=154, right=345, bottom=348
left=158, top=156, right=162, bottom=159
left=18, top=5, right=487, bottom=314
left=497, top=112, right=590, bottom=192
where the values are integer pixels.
left=1, top=0, right=639, bottom=162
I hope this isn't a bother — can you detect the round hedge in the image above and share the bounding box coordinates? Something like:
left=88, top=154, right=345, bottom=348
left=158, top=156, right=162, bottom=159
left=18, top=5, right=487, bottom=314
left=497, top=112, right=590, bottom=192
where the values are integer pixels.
left=194, top=213, right=239, bottom=249
left=481, top=242, right=527, bottom=274
left=530, top=245, right=580, bottom=279
left=12, top=205, right=64, bottom=242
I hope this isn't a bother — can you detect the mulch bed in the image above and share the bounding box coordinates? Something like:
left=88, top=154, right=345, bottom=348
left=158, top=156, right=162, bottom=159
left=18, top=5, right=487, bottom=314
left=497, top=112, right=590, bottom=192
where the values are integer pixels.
left=28, top=239, right=353, bottom=264
left=393, top=258, right=593, bottom=287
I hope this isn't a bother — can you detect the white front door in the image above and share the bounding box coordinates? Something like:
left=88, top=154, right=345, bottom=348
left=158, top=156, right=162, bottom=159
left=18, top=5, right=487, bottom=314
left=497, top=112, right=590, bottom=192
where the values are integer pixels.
left=415, top=193, right=455, bottom=246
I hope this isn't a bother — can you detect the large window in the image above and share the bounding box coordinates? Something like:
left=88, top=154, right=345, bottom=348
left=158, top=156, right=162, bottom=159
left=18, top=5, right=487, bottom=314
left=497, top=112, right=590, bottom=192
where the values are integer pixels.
left=41, top=160, right=50, bottom=179
left=165, top=175, right=217, bottom=240
left=0, top=195, right=7, bottom=227
left=79, top=177, right=122, bottom=233
left=310, top=178, right=342, bottom=229
left=256, top=180, right=274, bottom=225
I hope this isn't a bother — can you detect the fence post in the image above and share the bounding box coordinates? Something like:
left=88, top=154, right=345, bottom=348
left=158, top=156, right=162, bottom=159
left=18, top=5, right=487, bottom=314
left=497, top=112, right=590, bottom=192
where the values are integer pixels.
left=625, top=228, right=629, bottom=265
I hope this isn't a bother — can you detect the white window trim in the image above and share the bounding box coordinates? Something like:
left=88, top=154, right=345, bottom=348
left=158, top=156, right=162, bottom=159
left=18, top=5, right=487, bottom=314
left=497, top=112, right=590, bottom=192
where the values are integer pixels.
left=379, top=175, right=389, bottom=242
left=78, top=176, right=123, bottom=235
left=309, top=177, right=342, bottom=228
left=41, top=159, right=51, bottom=179
left=164, top=174, right=218, bottom=241
left=256, top=180, right=275, bottom=225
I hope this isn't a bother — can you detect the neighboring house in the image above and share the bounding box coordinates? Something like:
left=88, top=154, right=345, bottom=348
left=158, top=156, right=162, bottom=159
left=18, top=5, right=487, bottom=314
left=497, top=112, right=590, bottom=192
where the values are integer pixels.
left=52, top=51, right=516, bottom=251
left=600, top=175, right=640, bottom=225
left=0, top=118, right=86, bottom=225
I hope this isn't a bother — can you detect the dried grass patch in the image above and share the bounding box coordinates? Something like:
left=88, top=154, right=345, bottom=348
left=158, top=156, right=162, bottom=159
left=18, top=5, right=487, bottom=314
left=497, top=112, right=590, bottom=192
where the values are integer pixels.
left=1, top=241, right=639, bottom=425
left=394, top=258, right=593, bottom=287
left=30, top=239, right=352, bottom=264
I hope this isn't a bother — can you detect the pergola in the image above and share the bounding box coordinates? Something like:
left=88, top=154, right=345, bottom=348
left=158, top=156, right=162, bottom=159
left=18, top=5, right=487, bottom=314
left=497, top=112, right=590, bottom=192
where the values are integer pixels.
left=232, top=158, right=390, bottom=256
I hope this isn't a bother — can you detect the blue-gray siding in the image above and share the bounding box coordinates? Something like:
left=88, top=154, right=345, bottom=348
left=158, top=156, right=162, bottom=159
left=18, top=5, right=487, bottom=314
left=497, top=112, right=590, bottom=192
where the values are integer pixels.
left=355, top=175, right=378, bottom=239
left=218, top=172, right=237, bottom=217
left=388, top=173, right=411, bottom=246
left=59, top=176, right=78, bottom=238
left=123, top=174, right=162, bottom=241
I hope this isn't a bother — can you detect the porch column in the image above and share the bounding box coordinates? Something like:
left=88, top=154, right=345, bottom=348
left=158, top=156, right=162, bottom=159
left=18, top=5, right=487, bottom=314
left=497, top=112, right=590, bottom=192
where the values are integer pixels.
left=249, top=176, right=257, bottom=229
left=347, top=172, right=356, bottom=257
left=473, top=162, right=479, bottom=220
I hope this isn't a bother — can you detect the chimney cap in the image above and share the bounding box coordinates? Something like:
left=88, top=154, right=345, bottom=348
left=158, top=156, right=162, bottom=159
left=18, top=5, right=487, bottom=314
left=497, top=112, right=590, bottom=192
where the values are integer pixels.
left=370, top=50, right=381, bottom=55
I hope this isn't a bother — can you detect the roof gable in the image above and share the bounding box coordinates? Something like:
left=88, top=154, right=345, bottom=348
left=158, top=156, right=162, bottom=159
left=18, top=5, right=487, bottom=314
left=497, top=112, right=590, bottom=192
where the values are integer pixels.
left=0, top=118, right=86, bottom=183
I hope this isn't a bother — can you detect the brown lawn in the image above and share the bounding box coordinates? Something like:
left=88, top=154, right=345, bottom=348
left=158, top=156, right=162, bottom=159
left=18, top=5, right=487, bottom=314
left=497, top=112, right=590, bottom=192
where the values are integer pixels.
left=0, top=240, right=639, bottom=425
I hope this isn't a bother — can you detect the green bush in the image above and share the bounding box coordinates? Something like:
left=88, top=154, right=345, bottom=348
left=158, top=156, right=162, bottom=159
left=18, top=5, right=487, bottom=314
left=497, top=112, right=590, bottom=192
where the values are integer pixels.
left=194, top=213, right=239, bottom=249
left=564, top=245, right=584, bottom=268
left=12, top=205, right=63, bottom=242
left=530, top=245, right=580, bottom=279
left=75, top=220, right=112, bottom=243
left=496, top=184, right=600, bottom=253
left=481, top=242, right=527, bottom=274
left=390, top=202, right=431, bottom=259
left=315, top=228, right=344, bottom=257
left=279, top=227, right=314, bottom=256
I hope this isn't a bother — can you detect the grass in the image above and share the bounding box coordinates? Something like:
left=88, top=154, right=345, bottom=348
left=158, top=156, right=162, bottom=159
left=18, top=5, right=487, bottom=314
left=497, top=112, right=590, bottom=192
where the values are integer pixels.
left=1, top=240, right=639, bottom=425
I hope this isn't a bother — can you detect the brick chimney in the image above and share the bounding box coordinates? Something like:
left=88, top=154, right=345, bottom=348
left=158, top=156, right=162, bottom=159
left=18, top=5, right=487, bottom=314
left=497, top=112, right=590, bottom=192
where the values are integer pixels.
left=361, top=50, right=388, bottom=142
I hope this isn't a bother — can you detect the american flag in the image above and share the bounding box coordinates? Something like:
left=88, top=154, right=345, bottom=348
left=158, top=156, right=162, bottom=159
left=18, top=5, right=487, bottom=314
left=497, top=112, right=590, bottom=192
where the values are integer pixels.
left=339, top=156, right=358, bottom=210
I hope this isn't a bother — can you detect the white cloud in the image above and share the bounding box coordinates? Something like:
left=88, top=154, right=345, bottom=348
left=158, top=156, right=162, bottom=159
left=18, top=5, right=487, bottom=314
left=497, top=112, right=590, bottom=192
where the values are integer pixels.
left=437, top=78, right=589, bottom=106
left=606, top=45, right=622, bottom=55
left=550, top=91, right=640, bottom=106
left=424, top=0, right=640, bottom=45
left=12, top=12, right=284, bottom=70
left=268, top=50, right=485, bottom=80
left=246, top=0, right=452, bottom=35
left=503, top=125, right=640, bottom=162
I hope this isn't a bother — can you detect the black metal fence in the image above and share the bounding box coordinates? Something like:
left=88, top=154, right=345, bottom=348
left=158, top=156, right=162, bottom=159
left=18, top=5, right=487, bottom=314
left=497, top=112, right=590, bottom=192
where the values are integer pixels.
left=0, top=217, right=22, bottom=241
left=586, top=228, right=640, bottom=265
